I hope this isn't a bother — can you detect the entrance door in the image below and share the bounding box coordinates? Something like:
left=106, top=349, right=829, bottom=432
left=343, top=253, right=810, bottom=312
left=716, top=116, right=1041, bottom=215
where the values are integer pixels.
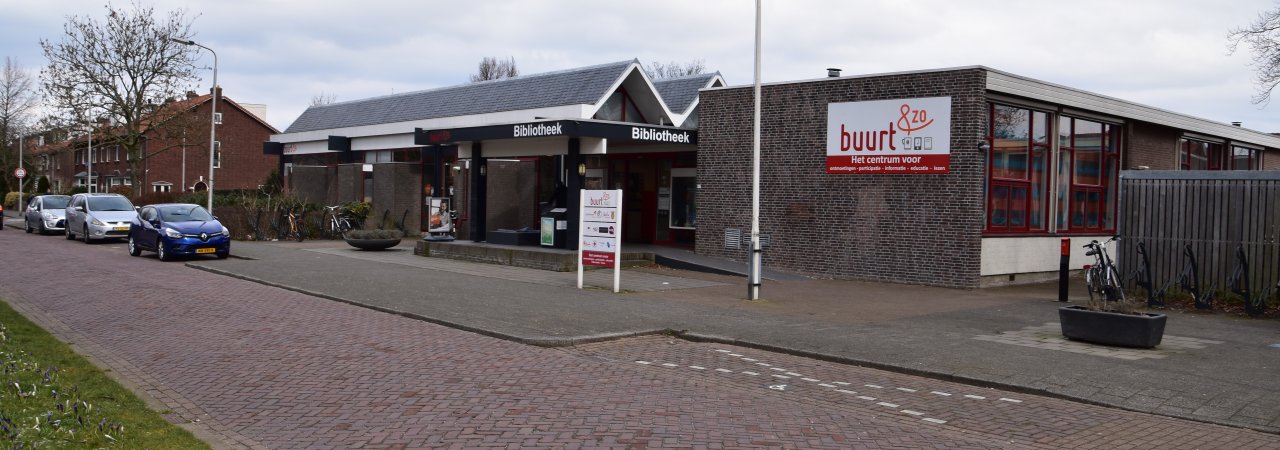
left=609, top=158, right=657, bottom=244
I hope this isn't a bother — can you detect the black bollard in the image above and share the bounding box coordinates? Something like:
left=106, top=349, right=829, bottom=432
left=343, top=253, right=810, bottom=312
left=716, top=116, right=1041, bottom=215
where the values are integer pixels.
left=1059, top=237, right=1070, bottom=302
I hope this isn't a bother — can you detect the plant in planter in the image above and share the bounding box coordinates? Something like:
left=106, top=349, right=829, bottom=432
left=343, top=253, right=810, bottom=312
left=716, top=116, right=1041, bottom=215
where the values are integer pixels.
left=343, top=228, right=403, bottom=250
left=1060, top=237, right=1167, bottom=348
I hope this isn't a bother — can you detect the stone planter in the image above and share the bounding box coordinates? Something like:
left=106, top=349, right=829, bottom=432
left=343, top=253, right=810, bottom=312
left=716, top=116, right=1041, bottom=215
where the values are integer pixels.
left=344, top=237, right=402, bottom=251
left=1059, top=305, right=1167, bottom=348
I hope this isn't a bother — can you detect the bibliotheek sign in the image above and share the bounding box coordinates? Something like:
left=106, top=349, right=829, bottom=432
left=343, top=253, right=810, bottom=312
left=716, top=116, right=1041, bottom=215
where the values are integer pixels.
left=826, top=96, right=951, bottom=174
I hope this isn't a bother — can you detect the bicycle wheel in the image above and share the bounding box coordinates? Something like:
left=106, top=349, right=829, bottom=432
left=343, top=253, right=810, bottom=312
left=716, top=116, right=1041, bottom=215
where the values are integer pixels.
left=1085, top=267, right=1100, bottom=303
left=1104, top=266, right=1125, bottom=302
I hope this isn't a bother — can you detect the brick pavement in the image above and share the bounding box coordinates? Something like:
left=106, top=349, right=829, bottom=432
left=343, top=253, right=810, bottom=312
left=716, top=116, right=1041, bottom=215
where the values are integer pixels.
left=2, top=220, right=1280, bottom=448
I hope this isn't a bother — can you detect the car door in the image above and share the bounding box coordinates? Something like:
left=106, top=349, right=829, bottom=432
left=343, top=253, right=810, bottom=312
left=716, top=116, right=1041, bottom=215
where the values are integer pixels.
left=25, top=198, right=39, bottom=227
left=136, top=206, right=160, bottom=248
left=66, top=196, right=83, bottom=232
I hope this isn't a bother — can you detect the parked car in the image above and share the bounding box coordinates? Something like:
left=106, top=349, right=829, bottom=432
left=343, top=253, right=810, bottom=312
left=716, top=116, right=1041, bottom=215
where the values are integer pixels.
left=64, top=193, right=138, bottom=243
left=128, top=203, right=230, bottom=260
left=24, top=194, right=71, bottom=234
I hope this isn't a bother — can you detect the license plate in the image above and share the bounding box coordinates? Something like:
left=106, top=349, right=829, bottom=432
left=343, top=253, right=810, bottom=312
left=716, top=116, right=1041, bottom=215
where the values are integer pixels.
left=113, top=226, right=130, bottom=231
left=195, top=248, right=216, bottom=254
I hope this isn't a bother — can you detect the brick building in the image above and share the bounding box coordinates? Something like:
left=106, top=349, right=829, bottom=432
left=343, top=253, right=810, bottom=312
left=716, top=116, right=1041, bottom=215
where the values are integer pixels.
left=27, top=90, right=279, bottom=196
left=697, top=67, right=1280, bottom=289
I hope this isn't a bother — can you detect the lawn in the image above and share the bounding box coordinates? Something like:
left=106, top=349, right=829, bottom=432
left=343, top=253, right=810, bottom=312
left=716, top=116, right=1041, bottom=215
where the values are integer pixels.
left=0, top=299, right=211, bottom=449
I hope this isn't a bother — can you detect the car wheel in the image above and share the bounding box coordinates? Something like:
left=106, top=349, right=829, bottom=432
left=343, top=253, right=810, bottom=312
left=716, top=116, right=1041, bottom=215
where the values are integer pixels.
left=65, top=227, right=75, bottom=240
left=82, top=226, right=91, bottom=244
left=36, top=221, right=46, bottom=235
left=128, top=236, right=142, bottom=256
left=216, top=251, right=229, bottom=260
left=25, top=219, right=33, bottom=233
left=157, top=239, right=171, bottom=261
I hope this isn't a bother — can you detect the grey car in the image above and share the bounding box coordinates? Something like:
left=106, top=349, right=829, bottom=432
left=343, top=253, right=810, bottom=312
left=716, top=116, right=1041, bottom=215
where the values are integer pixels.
left=24, top=195, right=71, bottom=234
left=64, top=193, right=137, bottom=243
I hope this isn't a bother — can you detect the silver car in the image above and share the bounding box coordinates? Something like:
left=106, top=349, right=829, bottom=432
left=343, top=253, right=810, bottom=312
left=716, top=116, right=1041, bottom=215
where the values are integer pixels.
left=24, top=195, right=72, bottom=234
left=65, top=193, right=138, bottom=243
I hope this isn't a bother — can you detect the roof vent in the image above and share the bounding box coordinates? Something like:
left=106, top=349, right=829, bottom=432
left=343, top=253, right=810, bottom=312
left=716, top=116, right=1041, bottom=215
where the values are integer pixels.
left=827, top=68, right=842, bottom=78
left=1231, top=121, right=1242, bottom=127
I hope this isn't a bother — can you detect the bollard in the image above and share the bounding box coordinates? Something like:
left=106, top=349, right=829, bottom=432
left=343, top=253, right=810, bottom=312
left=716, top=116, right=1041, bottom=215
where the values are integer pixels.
left=1059, top=237, right=1070, bottom=302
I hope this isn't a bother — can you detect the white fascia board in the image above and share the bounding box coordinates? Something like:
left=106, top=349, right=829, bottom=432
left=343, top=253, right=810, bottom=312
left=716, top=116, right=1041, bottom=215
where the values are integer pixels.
left=587, top=63, right=678, bottom=126
left=270, top=105, right=587, bottom=144
left=986, top=70, right=1280, bottom=148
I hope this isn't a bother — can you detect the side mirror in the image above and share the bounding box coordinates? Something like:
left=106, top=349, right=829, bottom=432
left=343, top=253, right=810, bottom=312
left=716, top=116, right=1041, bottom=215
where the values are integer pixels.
left=73, top=206, right=84, bottom=212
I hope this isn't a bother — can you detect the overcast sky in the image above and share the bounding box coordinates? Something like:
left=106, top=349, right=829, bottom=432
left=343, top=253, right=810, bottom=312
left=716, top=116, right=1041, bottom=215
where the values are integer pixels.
left=3, top=0, right=1278, bottom=133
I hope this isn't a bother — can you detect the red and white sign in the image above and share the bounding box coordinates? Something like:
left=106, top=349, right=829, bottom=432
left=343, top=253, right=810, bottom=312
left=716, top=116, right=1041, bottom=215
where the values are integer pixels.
left=827, top=96, right=952, bottom=174
left=14, top=167, right=26, bottom=179
left=579, top=189, right=623, bottom=293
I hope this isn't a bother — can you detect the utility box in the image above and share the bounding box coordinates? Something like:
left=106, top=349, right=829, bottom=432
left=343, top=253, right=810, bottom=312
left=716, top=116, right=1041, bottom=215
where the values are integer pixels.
left=541, top=208, right=567, bottom=248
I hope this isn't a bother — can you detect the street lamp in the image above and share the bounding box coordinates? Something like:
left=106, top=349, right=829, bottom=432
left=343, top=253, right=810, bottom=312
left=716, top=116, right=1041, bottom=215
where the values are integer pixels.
left=169, top=37, right=217, bottom=212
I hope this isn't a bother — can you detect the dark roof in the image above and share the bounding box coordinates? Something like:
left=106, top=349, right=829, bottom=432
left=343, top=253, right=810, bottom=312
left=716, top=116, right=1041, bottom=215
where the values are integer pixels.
left=652, top=72, right=721, bottom=113
left=284, top=59, right=639, bottom=133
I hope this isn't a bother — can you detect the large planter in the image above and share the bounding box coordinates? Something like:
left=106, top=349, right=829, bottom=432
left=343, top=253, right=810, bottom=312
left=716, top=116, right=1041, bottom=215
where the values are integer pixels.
left=1059, top=305, right=1167, bottom=348
left=344, top=237, right=401, bottom=251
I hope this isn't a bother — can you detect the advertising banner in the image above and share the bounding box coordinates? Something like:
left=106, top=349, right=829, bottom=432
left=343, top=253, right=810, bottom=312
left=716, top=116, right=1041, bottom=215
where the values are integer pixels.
left=826, top=96, right=952, bottom=174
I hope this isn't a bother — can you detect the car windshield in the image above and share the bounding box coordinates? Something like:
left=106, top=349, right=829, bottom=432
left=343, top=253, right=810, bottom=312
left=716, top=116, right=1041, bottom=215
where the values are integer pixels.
left=159, top=205, right=213, bottom=222
left=42, top=197, right=70, bottom=209
left=87, top=196, right=134, bottom=211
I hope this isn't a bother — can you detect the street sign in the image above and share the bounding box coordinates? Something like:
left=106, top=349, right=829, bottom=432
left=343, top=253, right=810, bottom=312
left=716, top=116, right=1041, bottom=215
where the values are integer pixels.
left=578, top=189, right=623, bottom=293
left=14, top=167, right=26, bottom=179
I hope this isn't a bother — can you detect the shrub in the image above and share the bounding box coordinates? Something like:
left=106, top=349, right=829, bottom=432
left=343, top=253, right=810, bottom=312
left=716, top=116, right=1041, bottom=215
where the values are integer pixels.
left=4, top=192, right=31, bottom=208
left=344, top=228, right=402, bottom=240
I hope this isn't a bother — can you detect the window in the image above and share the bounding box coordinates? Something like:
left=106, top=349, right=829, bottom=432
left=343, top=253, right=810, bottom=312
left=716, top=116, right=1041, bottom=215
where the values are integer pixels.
left=1177, top=138, right=1260, bottom=170
left=593, top=89, right=648, bottom=123
left=1231, top=145, right=1261, bottom=170
left=986, top=104, right=1049, bottom=232
left=214, top=112, right=223, bottom=125
left=213, top=141, right=221, bottom=168
left=1060, top=117, right=1120, bottom=232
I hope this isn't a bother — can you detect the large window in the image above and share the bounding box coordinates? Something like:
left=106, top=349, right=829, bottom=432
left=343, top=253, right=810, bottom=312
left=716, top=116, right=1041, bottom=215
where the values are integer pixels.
left=1181, top=139, right=1263, bottom=170
left=987, top=104, right=1049, bottom=232
left=594, top=89, right=647, bottom=123
left=986, top=104, right=1121, bottom=234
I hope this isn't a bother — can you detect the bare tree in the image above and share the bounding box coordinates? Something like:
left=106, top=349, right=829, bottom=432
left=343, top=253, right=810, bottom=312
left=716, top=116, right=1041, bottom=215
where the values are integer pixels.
left=310, top=91, right=337, bottom=106
left=644, top=59, right=706, bottom=80
left=470, top=56, right=519, bottom=82
left=1, top=57, right=38, bottom=193
left=40, top=2, right=201, bottom=192
left=1229, top=7, right=1280, bottom=105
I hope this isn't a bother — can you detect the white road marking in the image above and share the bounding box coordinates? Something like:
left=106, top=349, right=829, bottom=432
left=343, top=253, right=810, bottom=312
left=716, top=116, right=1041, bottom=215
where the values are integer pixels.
left=818, top=383, right=836, bottom=388
left=896, top=388, right=917, bottom=392
left=801, top=378, right=820, bottom=382
left=715, top=349, right=733, bottom=353
left=901, top=410, right=925, bottom=416
left=876, top=402, right=900, bottom=408
left=832, top=381, right=851, bottom=386
left=635, top=361, right=652, bottom=365
left=964, top=395, right=986, bottom=400
left=931, top=391, right=952, bottom=396
left=770, top=367, right=787, bottom=372
left=689, top=366, right=706, bottom=370
left=865, top=384, right=884, bottom=389
left=922, top=418, right=948, bottom=424
left=743, top=358, right=758, bottom=362
left=857, top=396, right=876, bottom=401
left=785, top=372, right=803, bottom=376
left=661, top=363, right=678, bottom=367
left=742, top=371, right=759, bottom=376
left=999, top=398, right=1022, bottom=403
left=714, top=368, right=733, bottom=373
left=727, top=353, right=743, bottom=357
left=771, top=374, right=791, bottom=379
left=755, top=362, right=771, bottom=366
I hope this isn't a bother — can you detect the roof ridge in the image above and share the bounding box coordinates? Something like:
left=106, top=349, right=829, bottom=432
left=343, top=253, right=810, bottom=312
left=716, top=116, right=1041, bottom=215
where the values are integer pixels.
left=652, top=71, right=720, bottom=83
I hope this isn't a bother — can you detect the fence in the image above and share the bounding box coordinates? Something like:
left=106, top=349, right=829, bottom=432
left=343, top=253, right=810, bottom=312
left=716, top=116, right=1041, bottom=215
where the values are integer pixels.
left=1118, top=170, right=1280, bottom=314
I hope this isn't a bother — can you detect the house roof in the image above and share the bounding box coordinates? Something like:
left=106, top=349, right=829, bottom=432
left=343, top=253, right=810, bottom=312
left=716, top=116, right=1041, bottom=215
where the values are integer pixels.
left=653, top=72, right=722, bottom=113
left=284, top=59, right=640, bottom=133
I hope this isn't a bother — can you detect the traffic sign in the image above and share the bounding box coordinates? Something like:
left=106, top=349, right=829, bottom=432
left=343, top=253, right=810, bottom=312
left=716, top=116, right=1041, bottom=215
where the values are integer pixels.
left=14, top=167, right=26, bottom=179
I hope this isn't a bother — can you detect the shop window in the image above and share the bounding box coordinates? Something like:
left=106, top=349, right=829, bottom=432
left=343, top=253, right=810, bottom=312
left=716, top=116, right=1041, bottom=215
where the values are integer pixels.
left=986, top=104, right=1048, bottom=232
left=1060, top=117, right=1120, bottom=233
left=670, top=168, right=696, bottom=229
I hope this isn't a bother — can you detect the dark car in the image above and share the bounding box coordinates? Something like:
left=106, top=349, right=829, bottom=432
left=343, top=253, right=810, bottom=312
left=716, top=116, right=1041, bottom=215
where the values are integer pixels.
left=128, top=203, right=230, bottom=261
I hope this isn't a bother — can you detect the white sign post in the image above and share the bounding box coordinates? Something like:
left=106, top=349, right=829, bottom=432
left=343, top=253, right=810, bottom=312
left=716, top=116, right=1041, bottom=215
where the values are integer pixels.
left=578, top=189, right=622, bottom=293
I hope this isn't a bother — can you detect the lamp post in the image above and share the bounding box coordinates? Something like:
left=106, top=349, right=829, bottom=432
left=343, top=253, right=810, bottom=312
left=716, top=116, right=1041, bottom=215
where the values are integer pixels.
left=748, top=0, right=763, bottom=300
left=87, top=126, right=93, bottom=193
left=169, top=37, right=216, bottom=212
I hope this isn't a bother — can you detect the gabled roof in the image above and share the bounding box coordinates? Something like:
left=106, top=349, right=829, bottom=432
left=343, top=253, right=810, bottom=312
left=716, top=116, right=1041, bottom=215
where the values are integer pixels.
left=284, top=60, right=639, bottom=133
left=653, top=72, right=724, bottom=114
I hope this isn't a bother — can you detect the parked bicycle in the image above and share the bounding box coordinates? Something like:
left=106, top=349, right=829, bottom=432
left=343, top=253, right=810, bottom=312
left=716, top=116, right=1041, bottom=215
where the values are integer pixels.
left=274, top=206, right=306, bottom=242
left=322, top=205, right=356, bottom=239
left=1083, top=236, right=1125, bottom=308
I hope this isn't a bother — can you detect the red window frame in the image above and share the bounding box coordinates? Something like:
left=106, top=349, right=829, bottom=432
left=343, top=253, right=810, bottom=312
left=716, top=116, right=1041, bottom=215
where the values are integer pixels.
left=985, top=104, right=1049, bottom=233
left=1060, top=118, right=1120, bottom=234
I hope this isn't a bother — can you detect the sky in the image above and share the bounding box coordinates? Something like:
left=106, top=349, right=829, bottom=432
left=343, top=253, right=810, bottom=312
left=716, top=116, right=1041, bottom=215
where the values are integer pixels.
left=2, top=0, right=1278, bottom=134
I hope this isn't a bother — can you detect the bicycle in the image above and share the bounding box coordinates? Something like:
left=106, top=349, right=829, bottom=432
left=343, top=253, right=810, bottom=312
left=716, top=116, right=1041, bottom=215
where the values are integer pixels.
left=1083, top=236, right=1126, bottom=311
left=322, top=205, right=355, bottom=239
left=275, top=206, right=306, bottom=242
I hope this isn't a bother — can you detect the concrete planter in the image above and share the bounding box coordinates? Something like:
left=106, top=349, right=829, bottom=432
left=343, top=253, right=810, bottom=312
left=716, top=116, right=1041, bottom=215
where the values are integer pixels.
left=344, top=237, right=401, bottom=251
left=1059, top=305, right=1167, bottom=348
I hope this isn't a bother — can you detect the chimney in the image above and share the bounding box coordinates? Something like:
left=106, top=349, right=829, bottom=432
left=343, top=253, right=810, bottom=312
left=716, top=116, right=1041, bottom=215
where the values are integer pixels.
left=186, top=91, right=198, bottom=99
left=1231, top=121, right=1242, bottom=127
left=827, top=68, right=842, bottom=78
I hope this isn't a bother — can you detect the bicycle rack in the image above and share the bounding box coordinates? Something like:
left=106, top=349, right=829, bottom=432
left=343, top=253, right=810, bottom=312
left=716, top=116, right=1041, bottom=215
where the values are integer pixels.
left=1131, top=241, right=1159, bottom=307
left=1176, top=244, right=1212, bottom=310
left=1226, top=245, right=1264, bottom=316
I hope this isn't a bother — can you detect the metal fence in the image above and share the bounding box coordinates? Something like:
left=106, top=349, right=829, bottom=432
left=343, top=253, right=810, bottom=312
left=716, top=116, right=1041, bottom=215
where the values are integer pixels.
left=1118, top=170, right=1280, bottom=314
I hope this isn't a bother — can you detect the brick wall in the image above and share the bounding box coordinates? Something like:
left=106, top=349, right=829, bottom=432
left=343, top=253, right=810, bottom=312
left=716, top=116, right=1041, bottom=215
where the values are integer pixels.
left=144, top=98, right=279, bottom=192
left=697, top=68, right=988, bottom=288
left=372, top=163, right=422, bottom=234
left=1126, top=121, right=1181, bottom=170
left=335, top=164, right=362, bottom=204
left=291, top=166, right=332, bottom=206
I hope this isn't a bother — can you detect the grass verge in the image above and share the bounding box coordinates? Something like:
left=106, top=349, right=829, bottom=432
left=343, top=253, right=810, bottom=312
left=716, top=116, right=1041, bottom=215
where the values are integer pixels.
left=0, top=299, right=211, bottom=449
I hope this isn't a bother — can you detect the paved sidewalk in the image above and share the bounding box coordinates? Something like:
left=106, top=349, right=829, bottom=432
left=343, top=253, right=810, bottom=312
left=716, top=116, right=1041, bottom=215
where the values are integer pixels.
left=185, top=239, right=1280, bottom=435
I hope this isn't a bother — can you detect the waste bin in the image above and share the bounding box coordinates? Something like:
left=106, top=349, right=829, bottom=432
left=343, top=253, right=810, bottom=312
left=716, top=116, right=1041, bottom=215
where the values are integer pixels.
left=541, top=208, right=567, bottom=248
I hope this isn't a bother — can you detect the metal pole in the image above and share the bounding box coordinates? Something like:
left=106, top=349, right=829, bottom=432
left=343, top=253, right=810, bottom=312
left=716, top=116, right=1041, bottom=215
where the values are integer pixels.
left=87, top=127, right=93, bottom=193
left=169, top=37, right=216, bottom=211
left=18, top=133, right=24, bottom=213
left=748, top=0, right=763, bottom=300
left=181, top=130, right=186, bottom=192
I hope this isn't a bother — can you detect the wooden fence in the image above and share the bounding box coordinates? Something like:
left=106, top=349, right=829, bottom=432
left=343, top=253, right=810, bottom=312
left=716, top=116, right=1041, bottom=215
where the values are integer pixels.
left=1118, top=170, right=1280, bottom=311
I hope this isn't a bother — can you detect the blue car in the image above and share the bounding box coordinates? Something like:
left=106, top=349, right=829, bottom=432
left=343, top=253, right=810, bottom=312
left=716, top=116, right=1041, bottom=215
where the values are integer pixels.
left=128, top=203, right=230, bottom=261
